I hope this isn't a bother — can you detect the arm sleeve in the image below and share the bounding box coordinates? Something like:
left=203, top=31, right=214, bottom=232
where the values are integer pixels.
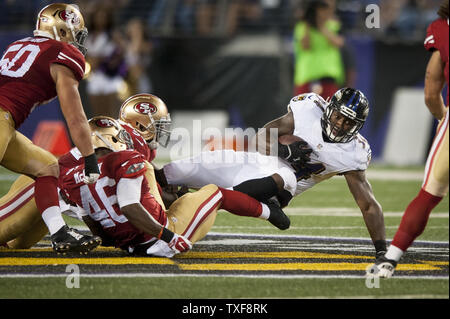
left=117, top=175, right=144, bottom=208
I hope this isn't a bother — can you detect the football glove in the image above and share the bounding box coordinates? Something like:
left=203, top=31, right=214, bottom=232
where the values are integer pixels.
left=83, top=154, right=100, bottom=184
left=168, top=233, right=192, bottom=254
left=278, top=140, right=313, bottom=167
left=146, top=240, right=176, bottom=258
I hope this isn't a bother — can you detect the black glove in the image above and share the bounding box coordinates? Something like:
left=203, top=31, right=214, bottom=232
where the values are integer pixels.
left=278, top=140, right=313, bottom=167
left=83, top=153, right=100, bottom=184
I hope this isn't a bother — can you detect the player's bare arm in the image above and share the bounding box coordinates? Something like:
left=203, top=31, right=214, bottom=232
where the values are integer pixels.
left=424, top=50, right=446, bottom=120
left=50, top=63, right=94, bottom=157
left=254, top=111, right=295, bottom=155
left=120, top=203, right=163, bottom=237
left=344, top=169, right=386, bottom=254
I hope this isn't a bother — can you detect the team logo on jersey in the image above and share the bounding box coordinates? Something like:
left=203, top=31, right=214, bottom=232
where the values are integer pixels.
left=134, top=102, right=157, bottom=114
left=95, top=118, right=115, bottom=128
left=292, top=95, right=306, bottom=102
left=59, top=10, right=81, bottom=26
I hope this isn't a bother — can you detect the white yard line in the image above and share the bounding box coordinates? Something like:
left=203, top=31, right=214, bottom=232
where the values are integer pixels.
left=283, top=207, right=449, bottom=217
left=211, top=225, right=448, bottom=230
left=365, top=169, right=424, bottom=181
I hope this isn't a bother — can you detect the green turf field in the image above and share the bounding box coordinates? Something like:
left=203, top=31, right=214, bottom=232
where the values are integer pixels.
left=0, top=165, right=448, bottom=300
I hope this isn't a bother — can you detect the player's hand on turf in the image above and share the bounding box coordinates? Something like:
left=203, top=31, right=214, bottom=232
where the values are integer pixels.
left=83, top=154, right=100, bottom=184
left=278, top=140, right=313, bottom=167
left=168, top=233, right=192, bottom=254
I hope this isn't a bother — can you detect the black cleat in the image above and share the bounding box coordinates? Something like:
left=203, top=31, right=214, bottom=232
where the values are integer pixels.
left=266, top=200, right=290, bottom=230
left=51, top=225, right=102, bottom=254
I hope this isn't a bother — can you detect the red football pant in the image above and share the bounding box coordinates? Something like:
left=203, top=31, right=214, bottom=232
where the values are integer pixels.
left=391, top=188, right=443, bottom=251
left=218, top=187, right=262, bottom=218
left=34, top=176, right=60, bottom=214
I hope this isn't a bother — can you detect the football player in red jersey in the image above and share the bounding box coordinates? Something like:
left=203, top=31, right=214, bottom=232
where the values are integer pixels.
left=370, top=0, right=449, bottom=278
left=0, top=93, right=172, bottom=249
left=0, top=3, right=101, bottom=253
left=58, top=117, right=289, bottom=257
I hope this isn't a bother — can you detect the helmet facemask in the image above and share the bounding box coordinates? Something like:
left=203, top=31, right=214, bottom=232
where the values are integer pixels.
left=154, top=114, right=172, bottom=148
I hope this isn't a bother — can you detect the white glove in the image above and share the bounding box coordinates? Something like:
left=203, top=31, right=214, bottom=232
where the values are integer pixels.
left=146, top=240, right=176, bottom=258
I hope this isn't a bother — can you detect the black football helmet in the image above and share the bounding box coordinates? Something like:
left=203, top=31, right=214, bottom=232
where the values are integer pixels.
left=321, top=88, right=369, bottom=143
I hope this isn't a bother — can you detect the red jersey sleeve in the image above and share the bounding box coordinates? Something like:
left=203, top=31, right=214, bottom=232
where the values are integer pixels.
left=50, top=42, right=85, bottom=81
left=423, top=23, right=438, bottom=51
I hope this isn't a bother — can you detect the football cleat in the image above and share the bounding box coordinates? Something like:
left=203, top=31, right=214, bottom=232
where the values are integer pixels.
left=367, top=255, right=398, bottom=278
left=266, top=200, right=291, bottom=230
left=51, top=225, right=102, bottom=254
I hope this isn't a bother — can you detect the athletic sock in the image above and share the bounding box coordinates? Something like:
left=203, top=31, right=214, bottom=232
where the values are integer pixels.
left=232, top=176, right=278, bottom=202
left=384, top=245, right=404, bottom=262
left=41, top=206, right=66, bottom=235
left=391, top=188, right=442, bottom=252
left=218, top=187, right=263, bottom=218
left=35, top=176, right=65, bottom=235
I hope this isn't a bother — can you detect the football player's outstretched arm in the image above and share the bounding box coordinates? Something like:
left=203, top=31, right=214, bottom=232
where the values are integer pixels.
left=344, top=170, right=386, bottom=253
left=118, top=176, right=191, bottom=253
left=424, top=50, right=446, bottom=121
left=254, top=111, right=295, bottom=155
left=50, top=63, right=94, bottom=157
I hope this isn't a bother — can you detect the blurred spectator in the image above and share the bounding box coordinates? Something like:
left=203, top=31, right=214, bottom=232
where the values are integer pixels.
left=293, top=0, right=345, bottom=100
left=196, top=0, right=217, bottom=35
left=122, top=18, right=153, bottom=95
left=175, top=0, right=197, bottom=34
left=84, top=5, right=127, bottom=118
left=225, top=0, right=263, bottom=35
left=378, top=0, right=441, bottom=40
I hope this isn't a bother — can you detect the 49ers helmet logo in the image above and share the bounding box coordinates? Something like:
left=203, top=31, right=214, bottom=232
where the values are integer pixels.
left=58, top=10, right=80, bottom=25
left=95, top=118, right=115, bottom=128
left=134, top=102, right=157, bottom=114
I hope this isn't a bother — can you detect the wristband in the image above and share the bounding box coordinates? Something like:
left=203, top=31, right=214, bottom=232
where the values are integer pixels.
left=84, top=153, right=100, bottom=174
left=158, top=227, right=175, bottom=243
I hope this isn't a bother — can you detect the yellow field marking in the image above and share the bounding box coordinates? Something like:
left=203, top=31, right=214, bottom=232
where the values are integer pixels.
left=419, top=261, right=449, bottom=266
left=179, top=263, right=442, bottom=271
left=0, top=257, right=174, bottom=266
left=177, top=251, right=372, bottom=259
